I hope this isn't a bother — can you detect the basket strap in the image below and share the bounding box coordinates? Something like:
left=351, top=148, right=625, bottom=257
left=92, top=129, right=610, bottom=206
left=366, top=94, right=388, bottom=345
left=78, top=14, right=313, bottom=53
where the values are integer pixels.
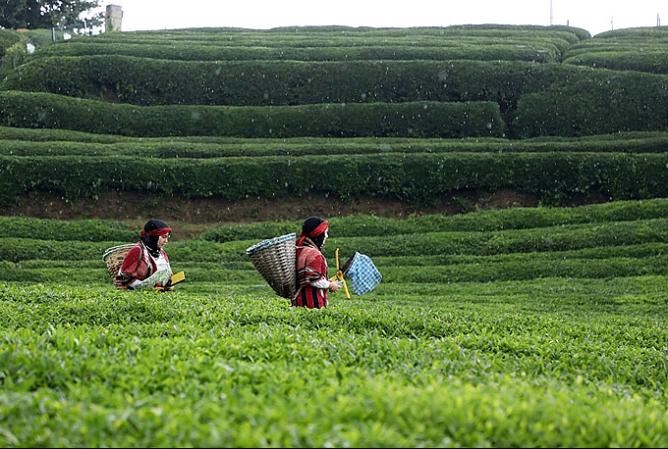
left=121, top=242, right=146, bottom=276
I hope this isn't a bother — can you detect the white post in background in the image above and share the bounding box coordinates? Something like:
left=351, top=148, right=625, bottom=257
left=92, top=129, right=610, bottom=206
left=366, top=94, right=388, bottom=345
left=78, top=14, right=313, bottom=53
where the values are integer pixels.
left=658, top=13, right=661, bottom=27
left=549, top=0, right=553, bottom=25
left=105, top=4, right=123, bottom=32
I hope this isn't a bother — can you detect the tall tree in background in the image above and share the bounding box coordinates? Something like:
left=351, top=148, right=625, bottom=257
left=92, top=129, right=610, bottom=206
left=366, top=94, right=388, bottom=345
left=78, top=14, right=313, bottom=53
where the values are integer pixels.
left=0, top=0, right=102, bottom=30
left=0, top=0, right=29, bottom=28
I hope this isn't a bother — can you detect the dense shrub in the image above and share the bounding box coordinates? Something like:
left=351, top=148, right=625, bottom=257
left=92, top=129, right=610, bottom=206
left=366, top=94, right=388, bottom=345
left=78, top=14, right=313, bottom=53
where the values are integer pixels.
left=511, top=68, right=668, bottom=137
left=565, top=51, right=668, bottom=75
left=1, top=152, right=667, bottom=205
left=1, top=57, right=566, bottom=107
left=0, top=29, right=21, bottom=59
left=0, top=91, right=505, bottom=138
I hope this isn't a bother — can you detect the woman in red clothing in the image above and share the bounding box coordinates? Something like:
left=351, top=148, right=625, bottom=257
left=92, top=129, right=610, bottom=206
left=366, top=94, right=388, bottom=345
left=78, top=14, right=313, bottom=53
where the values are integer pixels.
left=114, top=219, right=173, bottom=291
left=294, top=216, right=340, bottom=308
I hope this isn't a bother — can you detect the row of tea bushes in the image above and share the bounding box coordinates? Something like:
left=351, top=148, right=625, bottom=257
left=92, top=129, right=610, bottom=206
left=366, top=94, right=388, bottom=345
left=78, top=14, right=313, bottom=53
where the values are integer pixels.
left=5, top=57, right=667, bottom=114
left=3, top=57, right=581, bottom=107
left=3, top=125, right=668, bottom=149
left=565, top=51, right=668, bottom=75
left=1, top=152, right=667, bottom=205
left=1, top=250, right=666, bottom=284
left=80, top=34, right=571, bottom=49
left=564, top=26, right=668, bottom=74
left=8, top=241, right=667, bottom=269
left=4, top=131, right=668, bottom=158
left=0, top=216, right=135, bottom=241
left=85, top=24, right=587, bottom=45
left=3, top=65, right=667, bottom=138
left=33, top=24, right=586, bottom=62
left=511, top=68, right=668, bottom=137
left=29, top=42, right=562, bottom=63
left=3, top=198, right=667, bottom=242
left=0, top=91, right=504, bottom=138
left=4, top=26, right=667, bottom=139
left=2, top=217, right=667, bottom=263
left=198, top=198, right=668, bottom=242
left=4, top=58, right=665, bottom=113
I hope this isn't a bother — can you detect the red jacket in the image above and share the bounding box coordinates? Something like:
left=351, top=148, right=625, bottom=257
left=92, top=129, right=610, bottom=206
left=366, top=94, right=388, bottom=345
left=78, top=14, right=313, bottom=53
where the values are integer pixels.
left=295, top=240, right=329, bottom=308
left=114, top=242, right=170, bottom=289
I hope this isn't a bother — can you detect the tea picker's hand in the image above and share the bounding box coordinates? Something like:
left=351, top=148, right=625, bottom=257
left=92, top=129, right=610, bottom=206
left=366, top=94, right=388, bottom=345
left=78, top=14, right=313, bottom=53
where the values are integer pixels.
left=135, top=269, right=171, bottom=290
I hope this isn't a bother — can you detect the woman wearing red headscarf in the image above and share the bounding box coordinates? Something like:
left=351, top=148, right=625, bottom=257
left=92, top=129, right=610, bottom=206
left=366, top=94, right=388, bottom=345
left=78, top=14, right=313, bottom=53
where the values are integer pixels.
left=114, top=219, right=174, bottom=291
left=294, top=216, right=340, bottom=308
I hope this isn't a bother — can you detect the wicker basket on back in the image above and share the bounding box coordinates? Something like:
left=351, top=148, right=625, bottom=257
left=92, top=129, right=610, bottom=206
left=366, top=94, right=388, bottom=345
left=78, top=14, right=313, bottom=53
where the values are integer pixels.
left=102, top=243, right=136, bottom=280
left=246, top=233, right=296, bottom=299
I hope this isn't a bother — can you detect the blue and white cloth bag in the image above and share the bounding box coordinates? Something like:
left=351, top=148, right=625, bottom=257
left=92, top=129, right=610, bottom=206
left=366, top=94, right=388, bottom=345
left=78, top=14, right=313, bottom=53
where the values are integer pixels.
left=344, top=252, right=382, bottom=295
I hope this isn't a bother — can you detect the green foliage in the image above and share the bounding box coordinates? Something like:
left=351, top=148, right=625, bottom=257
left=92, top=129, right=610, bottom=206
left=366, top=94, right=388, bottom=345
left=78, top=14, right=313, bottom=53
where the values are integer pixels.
left=199, top=198, right=668, bottom=241
left=0, top=216, right=134, bottom=241
left=3, top=216, right=668, bottom=264
left=0, top=0, right=101, bottom=30
left=0, top=42, right=28, bottom=80
left=511, top=68, right=668, bottom=137
left=2, top=151, right=668, bottom=205
left=29, top=41, right=562, bottom=62
left=0, top=91, right=505, bottom=138
left=0, top=29, right=21, bottom=58
left=29, top=24, right=584, bottom=64
left=0, top=202, right=667, bottom=446
left=2, top=57, right=562, bottom=107
left=565, top=50, right=668, bottom=75
left=4, top=128, right=668, bottom=156
left=563, top=26, right=668, bottom=74
left=0, top=276, right=666, bottom=446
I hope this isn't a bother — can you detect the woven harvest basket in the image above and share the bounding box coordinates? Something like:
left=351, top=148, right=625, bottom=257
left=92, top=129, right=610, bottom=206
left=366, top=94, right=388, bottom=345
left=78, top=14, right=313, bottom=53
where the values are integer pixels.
left=246, top=233, right=297, bottom=299
left=102, top=243, right=136, bottom=280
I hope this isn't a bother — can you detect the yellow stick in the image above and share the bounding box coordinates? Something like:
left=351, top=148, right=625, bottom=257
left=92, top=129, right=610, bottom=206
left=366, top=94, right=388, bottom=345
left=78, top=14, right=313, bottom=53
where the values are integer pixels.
left=329, top=248, right=351, bottom=299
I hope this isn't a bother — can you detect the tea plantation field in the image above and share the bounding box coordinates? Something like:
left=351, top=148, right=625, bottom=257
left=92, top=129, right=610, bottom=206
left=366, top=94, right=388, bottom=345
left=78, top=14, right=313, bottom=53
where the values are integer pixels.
left=1, top=23, right=668, bottom=447
left=0, top=200, right=667, bottom=447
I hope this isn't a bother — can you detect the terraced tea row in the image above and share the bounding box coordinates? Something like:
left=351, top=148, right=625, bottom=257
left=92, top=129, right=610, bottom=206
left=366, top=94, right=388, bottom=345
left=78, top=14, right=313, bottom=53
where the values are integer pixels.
left=2, top=151, right=667, bottom=205
left=5, top=131, right=668, bottom=158
left=564, top=27, right=668, bottom=74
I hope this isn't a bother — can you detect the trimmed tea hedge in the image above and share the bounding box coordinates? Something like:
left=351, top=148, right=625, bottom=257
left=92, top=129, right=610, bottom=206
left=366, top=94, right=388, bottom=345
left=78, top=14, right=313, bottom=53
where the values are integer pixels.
left=1, top=152, right=667, bottom=205
left=511, top=68, right=668, bottom=137
left=0, top=91, right=505, bottom=138
left=3, top=57, right=571, bottom=106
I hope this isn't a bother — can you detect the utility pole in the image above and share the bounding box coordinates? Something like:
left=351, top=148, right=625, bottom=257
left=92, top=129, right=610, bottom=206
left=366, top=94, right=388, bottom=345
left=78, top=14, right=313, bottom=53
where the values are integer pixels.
left=658, top=13, right=661, bottom=27
left=549, top=0, right=553, bottom=25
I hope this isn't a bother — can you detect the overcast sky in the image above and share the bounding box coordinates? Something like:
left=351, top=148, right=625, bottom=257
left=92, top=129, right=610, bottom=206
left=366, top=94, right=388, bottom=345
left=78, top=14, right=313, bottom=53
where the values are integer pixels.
left=103, top=0, right=666, bottom=37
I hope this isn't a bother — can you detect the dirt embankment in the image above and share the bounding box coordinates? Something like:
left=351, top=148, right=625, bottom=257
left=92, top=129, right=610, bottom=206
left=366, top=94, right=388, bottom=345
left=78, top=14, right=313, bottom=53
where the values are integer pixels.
left=0, top=189, right=545, bottom=222
left=0, top=189, right=610, bottom=238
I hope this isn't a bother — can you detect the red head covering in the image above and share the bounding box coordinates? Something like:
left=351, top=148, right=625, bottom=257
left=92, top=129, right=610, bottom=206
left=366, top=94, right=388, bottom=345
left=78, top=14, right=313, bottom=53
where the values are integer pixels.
left=140, top=219, right=172, bottom=238
left=296, top=217, right=328, bottom=246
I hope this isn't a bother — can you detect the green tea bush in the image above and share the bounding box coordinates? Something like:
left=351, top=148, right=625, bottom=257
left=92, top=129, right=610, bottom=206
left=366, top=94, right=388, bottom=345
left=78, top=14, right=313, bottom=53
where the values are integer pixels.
left=565, top=51, right=668, bottom=75
left=199, top=198, right=668, bottom=241
left=0, top=216, right=135, bottom=241
left=0, top=91, right=504, bottom=138
left=2, top=152, right=667, bottom=205
left=0, top=29, right=21, bottom=59
left=511, top=68, right=668, bottom=137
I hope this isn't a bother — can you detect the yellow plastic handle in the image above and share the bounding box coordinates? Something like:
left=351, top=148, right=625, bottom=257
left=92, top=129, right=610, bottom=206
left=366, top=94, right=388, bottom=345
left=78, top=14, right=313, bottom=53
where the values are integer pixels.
left=329, top=248, right=351, bottom=299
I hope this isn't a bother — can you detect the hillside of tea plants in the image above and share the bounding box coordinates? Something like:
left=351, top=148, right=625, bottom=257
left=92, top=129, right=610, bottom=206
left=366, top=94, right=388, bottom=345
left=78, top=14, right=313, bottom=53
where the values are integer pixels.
left=0, top=25, right=667, bottom=209
left=0, top=23, right=667, bottom=447
left=1, top=200, right=667, bottom=446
